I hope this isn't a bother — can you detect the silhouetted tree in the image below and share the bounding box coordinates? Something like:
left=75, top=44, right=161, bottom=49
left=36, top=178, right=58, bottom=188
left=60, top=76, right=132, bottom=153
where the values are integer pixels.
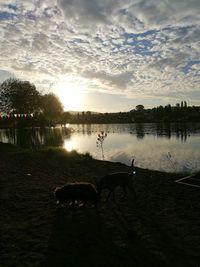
left=0, top=78, right=41, bottom=113
left=61, top=112, right=71, bottom=125
left=163, top=104, right=172, bottom=122
left=181, top=101, right=184, bottom=108
left=40, top=93, right=63, bottom=119
left=29, top=93, right=64, bottom=127
left=136, top=104, right=144, bottom=111
left=153, top=105, right=164, bottom=122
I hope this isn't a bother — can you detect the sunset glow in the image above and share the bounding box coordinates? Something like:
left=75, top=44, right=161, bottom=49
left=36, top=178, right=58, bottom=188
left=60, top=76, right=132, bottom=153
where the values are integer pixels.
left=56, top=81, right=83, bottom=111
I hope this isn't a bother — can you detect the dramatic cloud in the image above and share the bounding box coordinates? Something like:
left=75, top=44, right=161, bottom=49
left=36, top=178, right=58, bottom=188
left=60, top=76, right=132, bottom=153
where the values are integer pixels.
left=0, top=0, right=200, bottom=110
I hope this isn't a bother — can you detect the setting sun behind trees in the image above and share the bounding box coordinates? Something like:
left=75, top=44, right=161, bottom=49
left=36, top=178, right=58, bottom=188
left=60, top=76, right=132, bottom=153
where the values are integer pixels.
left=56, top=81, right=83, bottom=111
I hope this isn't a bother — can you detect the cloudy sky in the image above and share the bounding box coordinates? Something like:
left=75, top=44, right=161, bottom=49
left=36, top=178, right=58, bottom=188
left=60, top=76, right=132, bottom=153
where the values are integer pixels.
left=0, top=0, right=200, bottom=112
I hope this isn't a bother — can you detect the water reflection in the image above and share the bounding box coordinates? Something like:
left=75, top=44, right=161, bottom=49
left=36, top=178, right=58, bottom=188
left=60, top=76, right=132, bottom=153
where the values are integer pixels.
left=0, top=127, right=71, bottom=149
left=155, top=123, right=190, bottom=142
left=0, top=123, right=200, bottom=173
left=135, top=123, right=145, bottom=140
left=64, top=140, right=74, bottom=152
left=1, top=128, right=44, bottom=149
left=156, top=123, right=171, bottom=139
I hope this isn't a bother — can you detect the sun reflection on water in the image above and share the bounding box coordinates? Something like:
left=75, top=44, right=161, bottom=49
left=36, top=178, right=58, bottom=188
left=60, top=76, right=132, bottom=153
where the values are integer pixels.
left=64, top=140, right=74, bottom=152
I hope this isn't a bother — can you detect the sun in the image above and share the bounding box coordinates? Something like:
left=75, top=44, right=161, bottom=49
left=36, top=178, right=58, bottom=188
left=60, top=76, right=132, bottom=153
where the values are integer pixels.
left=56, top=81, right=83, bottom=111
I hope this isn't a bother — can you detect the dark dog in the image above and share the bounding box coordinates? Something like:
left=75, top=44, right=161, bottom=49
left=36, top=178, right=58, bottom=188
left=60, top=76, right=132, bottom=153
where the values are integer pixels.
left=54, top=182, right=99, bottom=207
left=96, top=159, right=136, bottom=202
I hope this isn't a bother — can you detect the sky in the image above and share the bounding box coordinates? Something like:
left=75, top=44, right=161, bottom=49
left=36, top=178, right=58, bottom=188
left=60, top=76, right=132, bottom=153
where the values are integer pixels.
left=0, top=0, right=200, bottom=112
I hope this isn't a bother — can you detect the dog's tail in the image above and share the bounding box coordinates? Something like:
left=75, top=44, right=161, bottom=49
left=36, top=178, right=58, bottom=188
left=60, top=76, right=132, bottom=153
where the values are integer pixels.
left=131, top=158, right=135, bottom=175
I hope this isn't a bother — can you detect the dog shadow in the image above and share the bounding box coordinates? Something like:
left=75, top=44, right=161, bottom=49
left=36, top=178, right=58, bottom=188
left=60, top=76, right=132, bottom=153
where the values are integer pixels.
left=45, top=206, right=136, bottom=267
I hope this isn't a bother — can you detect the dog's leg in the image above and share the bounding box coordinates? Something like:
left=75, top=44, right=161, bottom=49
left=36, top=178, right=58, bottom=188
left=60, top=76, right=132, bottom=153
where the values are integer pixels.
left=82, top=200, right=87, bottom=207
left=105, top=190, right=112, bottom=202
left=112, top=190, right=116, bottom=201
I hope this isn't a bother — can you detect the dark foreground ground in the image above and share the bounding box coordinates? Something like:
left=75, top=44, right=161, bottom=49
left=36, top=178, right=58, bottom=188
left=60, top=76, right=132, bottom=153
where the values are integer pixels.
left=0, top=143, right=200, bottom=267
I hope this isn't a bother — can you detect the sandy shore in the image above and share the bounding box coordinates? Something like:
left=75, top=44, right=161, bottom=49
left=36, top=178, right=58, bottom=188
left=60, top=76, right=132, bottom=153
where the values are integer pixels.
left=1, top=143, right=200, bottom=267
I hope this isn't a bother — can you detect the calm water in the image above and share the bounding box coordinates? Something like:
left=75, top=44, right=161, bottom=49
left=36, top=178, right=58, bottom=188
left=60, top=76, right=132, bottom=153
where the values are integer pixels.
left=0, top=123, right=200, bottom=173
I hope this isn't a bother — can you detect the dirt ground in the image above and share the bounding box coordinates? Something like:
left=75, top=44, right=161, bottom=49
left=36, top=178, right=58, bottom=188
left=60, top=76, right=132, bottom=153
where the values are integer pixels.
left=1, top=143, right=200, bottom=267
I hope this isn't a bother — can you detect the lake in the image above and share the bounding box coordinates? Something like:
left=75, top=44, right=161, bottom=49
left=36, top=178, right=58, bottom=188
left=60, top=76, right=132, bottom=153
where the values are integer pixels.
left=0, top=123, right=200, bottom=173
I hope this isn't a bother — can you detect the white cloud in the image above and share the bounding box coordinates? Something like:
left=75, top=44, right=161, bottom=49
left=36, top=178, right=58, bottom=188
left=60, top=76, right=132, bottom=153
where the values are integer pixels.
left=0, top=0, right=199, bottom=108
left=128, top=0, right=200, bottom=29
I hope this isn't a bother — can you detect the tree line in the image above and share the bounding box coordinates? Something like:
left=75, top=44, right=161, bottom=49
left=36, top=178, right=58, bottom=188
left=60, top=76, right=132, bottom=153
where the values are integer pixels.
left=0, top=78, right=199, bottom=128
left=61, top=102, right=199, bottom=124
